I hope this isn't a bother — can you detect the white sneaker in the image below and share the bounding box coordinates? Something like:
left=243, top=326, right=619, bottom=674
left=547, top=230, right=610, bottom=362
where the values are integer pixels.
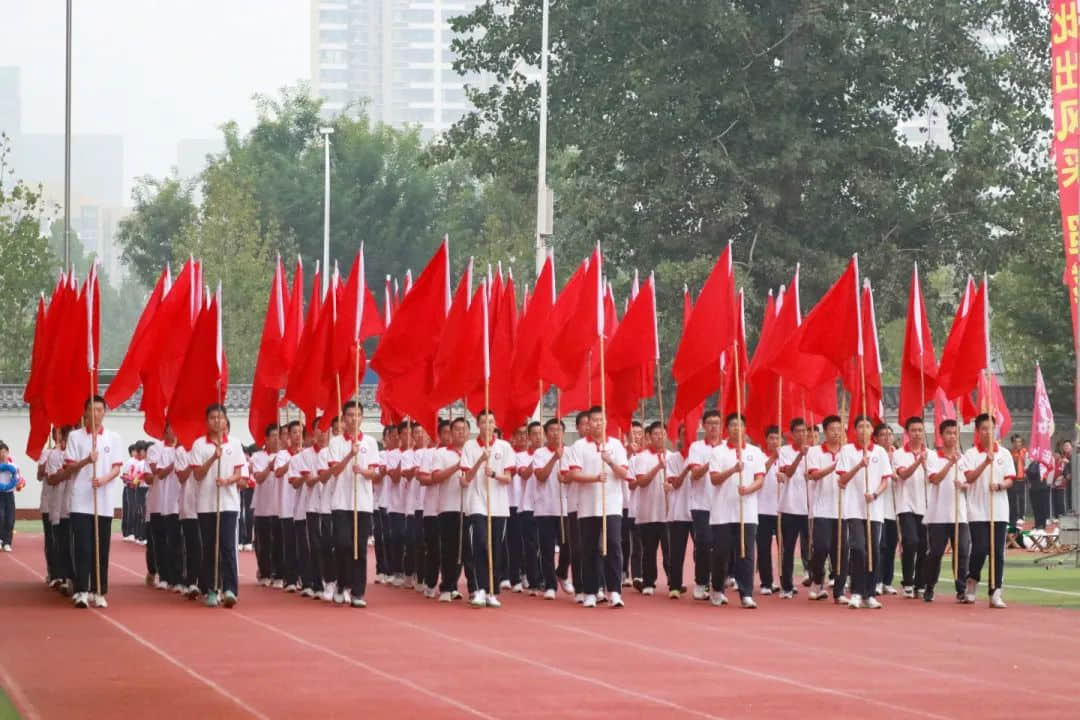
left=669, top=589, right=681, bottom=599
left=486, top=595, right=501, bottom=608
left=155, top=579, right=169, bottom=591
left=622, top=577, right=633, bottom=587
left=597, top=590, right=607, bottom=603
left=392, top=574, right=405, bottom=587
left=73, top=592, right=89, bottom=609
left=837, top=595, right=850, bottom=606
left=561, top=579, right=575, bottom=595
left=760, top=587, right=772, bottom=596
left=693, top=585, right=709, bottom=601
left=258, top=577, right=272, bottom=587
left=186, top=585, right=200, bottom=599
left=414, top=582, right=426, bottom=594
left=424, top=588, right=439, bottom=599
left=874, top=582, right=884, bottom=595
left=511, top=583, right=524, bottom=593
left=272, top=579, right=284, bottom=589
left=439, top=592, right=453, bottom=603
left=583, top=594, right=597, bottom=608
left=333, top=592, right=345, bottom=604
left=342, top=589, right=352, bottom=605
left=642, top=587, right=654, bottom=596
left=866, top=596, right=883, bottom=609
left=809, top=584, right=827, bottom=601
left=903, top=586, right=915, bottom=599
left=710, top=591, right=727, bottom=607
left=404, top=576, right=415, bottom=589
left=94, top=594, right=108, bottom=609
left=451, top=590, right=463, bottom=600
left=284, top=583, right=297, bottom=593
left=351, top=596, right=367, bottom=608
left=610, top=592, right=624, bottom=608
left=779, top=590, right=793, bottom=599
left=543, top=589, right=556, bottom=600
left=574, top=593, right=585, bottom=604
left=990, top=589, right=1007, bottom=609
left=741, top=596, right=757, bottom=609
left=470, top=590, right=487, bottom=608
left=499, top=579, right=512, bottom=590
left=124, top=535, right=135, bottom=542
left=884, top=585, right=898, bottom=595
left=725, top=577, right=737, bottom=589
left=827, top=578, right=835, bottom=588
left=300, top=588, right=315, bottom=598
left=848, top=594, right=863, bottom=609
left=965, top=578, right=977, bottom=604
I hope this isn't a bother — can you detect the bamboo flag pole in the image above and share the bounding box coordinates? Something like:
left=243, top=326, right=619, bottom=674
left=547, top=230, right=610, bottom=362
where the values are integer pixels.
left=952, top=459, right=959, bottom=582
left=482, top=277, right=494, bottom=597
left=859, top=352, right=873, bottom=574
left=802, top=391, right=813, bottom=558
left=353, top=345, right=362, bottom=560
left=90, top=380, right=102, bottom=599
left=987, top=368, right=997, bottom=604
left=734, top=336, right=745, bottom=559
left=838, top=389, right=846, bottom=582
left=213, top=378, right=224, bottom=594
left=600, top=335, right=609, bottom=557
left=776, top=377, right=783, bottom=572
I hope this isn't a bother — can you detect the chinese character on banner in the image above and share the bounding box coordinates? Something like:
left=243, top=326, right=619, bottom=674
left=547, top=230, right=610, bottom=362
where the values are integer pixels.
left=1053, top=1, right=1080, bottom=351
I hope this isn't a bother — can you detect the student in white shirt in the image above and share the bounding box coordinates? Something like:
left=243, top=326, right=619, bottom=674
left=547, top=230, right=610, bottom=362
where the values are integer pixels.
left=891, top=417, right=930, bottom=597
left=431, top=417, right=469, bottom=601
left=417, top=420, right=450, bottom=598
left=776, top=418, right=811, bottom=598
left=557, top=412, right=590, bottom=601
left=36, top=428, right=59, bottom=583
left=531, top=419, right=567, bottom=599
left=275, top=420, right=303, bottom=591
left=250, top=424, right=278, bottom=585
left=56, top=396, right=124, bottom=609
left=504, top=424, right=530, bottom=592
left=517, top=421, right=543, bottom=594
left=631, top=421, right=671, bottom=596
left=624, top=421, right=646, bottom=590
left=385, top=422, right=408, bottom=585
left=805, top=414, right=845, bottom=602
left=44, top=427, right=74, bottom=592
left=874, top=424, right=900, bottom=595
left=132, top=443, right=150, bottom=545
left=460, top=410, right=517, bottom=608
left=147, top=426, right=184, bottom=593
left=292, top=424, right=319, bottom=597
left=962, top=413, right=1015, bottom=608
left=314, top=420, right=336, bottom=601
left=923, top=419, right=972, bottom=603
left=686, top=410, right=724, bottom=601
left=707, top=413, right=766, bottom=609
left=566, top=406, right=629, bottom=609
left=188, top=403, right=247, bottom=608
left=834, top=415, right=892, bottom=609
left=663, top=425, right=693, bottom=598
left=755, top=426, right=782, bottom=595
left=326, top=400, right=382, bottom=607
left=404, top=424, right=429, bottom=590
left=373, top=424, right=397, bottom=583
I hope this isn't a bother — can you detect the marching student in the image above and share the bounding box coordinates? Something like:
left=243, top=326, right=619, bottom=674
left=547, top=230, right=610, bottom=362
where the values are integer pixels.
left=121, top=444, right=137, bottom=542
left=686, top=410, right=724, bottom=601
left=405, top=424, right=429, bottom=592
left=386, top=422, right=408, bottom=586
left=923, top=419, right=972, bottom=602
left=176, top=442, right=203, bottom=598
left=44, top=426, right=74, bottom=593
left=517, top=421, right=543, bottom=594
left=891, top=417, right=930, bottom=598
left=189, top=404, right=246, bottom=608
left=250, top=424, right=278, bottom=585
left=707, top=413, right=766, bottom=609
left=624, top=420, right=646, bottom=589
left=141, top=439, right=165, bottom=586
left=504, top=424, right=530, bottom=592
left=36, top=433, right=56, bottom=580
left=147, top=425, right=184, bottom=593
left=238, top=442, right=255, bottom=552
left=326, top=401, right=381, bottom=607
left=557, top=411, right=589, bottom=602
left=806, top=415, right=845, bottom=603
left=630, top=421, right=670, bottom=596
left=315, top=422, right=337, bottom=601
left=664, top=425, right=693, bottom=598
left=373, top=424, right=397, bottom=584
left=835, top=415, right=892, bottom=610
left=756, top=425, right=782, bottom=595
left=566, top=406, right=629, bottom=609
left=433, top=417, right=469, bottom=602
left=461, top=410, right=517, bottom=608
left=963, top=413, right=1014, bottom=608
left=275, top=420, right=303, bottom=592
left=777, top=418, right=811, bottom=598
left=874, top=423, right=900, bottom=596
left=531, top=419, right=567, bottom=599
left=292, top=424, right=320, bottom=598
left=58, top=396, right=124, bottom=609
left=417, top=420, right=448, bottom=599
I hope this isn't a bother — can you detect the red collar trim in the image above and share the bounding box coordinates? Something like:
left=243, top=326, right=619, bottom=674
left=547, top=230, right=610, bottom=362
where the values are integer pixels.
left=725, top=440, right=744, bottom=450
left=206, top=433, right=228, bottom=444
left=84, top=425, right=105, bottom=435
left=820, top=443, right=840, bottom=458
left=974, top=439, right=998, bottom=453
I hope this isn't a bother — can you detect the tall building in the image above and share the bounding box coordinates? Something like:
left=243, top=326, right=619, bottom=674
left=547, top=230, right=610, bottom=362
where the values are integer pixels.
left=309, top=0, right=488, bottom=138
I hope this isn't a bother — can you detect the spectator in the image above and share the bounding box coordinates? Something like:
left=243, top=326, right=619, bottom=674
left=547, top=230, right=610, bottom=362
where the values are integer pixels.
left=1052, top=441, right=1071, bottom=520
left=1028, top=457, right=1051, bottom=530
left=1008, top=435, right=1028, bottom=528
left=0, top=441, right=22, bottom=551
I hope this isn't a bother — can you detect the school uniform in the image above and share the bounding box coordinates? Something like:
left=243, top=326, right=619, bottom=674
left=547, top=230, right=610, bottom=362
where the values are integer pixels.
left=48, top=447, right=74, bottom=588
left=434, top=445, right=469, bottom=596
left=134, top=459, right=150, bottom=543
left=963, top=442, right=1014, bottom=598
left=630, top=449, right=668, bottom=592
left=806, top=444, right=844, bottom=598
left=835, top=443, right=892, bottom=605
left=373, top=449, right=391, bottom=579
left=250, top=449, right=273, bottom=581
left=419, top=448, right=442, bottom=593
left=923, top=449, right=971, bottom=599
left=504, top=449, right=531, bottom=589
left=316, top=445, right=336, bottom=593
left=275, top=448, right=301, bottom=588
left=327, top=432, right=381, bottom=602
left=776, top=444, right=811, bottom=594
left=143, top=455, right=164, bottom=579
left=891, top=445, right=929, bottom=592
left=190, top=435, right=247, bottom=598
left=755, top=452, right=781, bottom=592
left=37, top=452, right=55, bottom=580
left=558, top=459, right=583, bottom=596
left=531, top=446, right=567, bottom=594
left=876, top=453, right=899, bottom=591
left=686, top=439, right=721, bottom=595
left=404, top=450, right=426, bottom=584
left=621, top=472, right=637, bottom=583
left=176, top=449, right=202, bottom=591
left=149, top=442, right=184, bottom=589
left=517, top=448, right=541, bottom=591
left=120, top=456, right=136, bottom=540
left=386, top=447, right=407, bottom=578
left=707, top=442, right=765, bottom=601
left=64, top=426, right=124, bottom=602
left=664, top=451, right=692, bottom=593
left=566, top=437, right=628, bottom=600
left=462, top=437, right=516, bottom=598
left=292, top=446, right=319, bottom=594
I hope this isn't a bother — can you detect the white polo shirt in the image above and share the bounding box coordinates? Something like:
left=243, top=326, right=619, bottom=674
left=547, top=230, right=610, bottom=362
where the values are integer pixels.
left=407, top=448, right=427, bottom=514
left=565, top=437, right=628, bottom=519
left=630, top=449, right=667, bottom=524
left=462, top=437, right=517, bottom=517
left=835, top=443, right=892, bottom=522
left=924, top=449, right=969, bottom=525
left=37, top=452, right=51, bottom=514
left=295, top=446, right=320, bottom=519
left=177, top=449, right=200, bottom=521
left=317, top=446, right=334, bottom=515
left=806, top=444, right=843, bottom=519
left=962, top=444, right=1015, bottom=523
left=433, top=446, right=465, bottom=515
left=665, top=451, right=692, bottom=522
left=275, top=449, right=300, bottom=519
left=686, top=439, right=721, bottom=512
left=513, top=449, right=533, bottom=510
left=758, top=450, right=780, bottom=517
left=376, top=449, right=391, bottom=509
left=777, top=444, right=810, bottom=516
left=147, top=442, right=182, bottom=516
left=250, top=450, right=272, bottom=517
left=530, top=445, right=565, bottom=518
left=45, top=448, right=66, bottom=524
left=420, top=447, right=441, bottom=517
left=64, top=426, right=124, bottom=517
left=188, top=436, right=246, bottom=514
left=143, top=456, right=166, bottom=516
left=707, top=442, right=766, bottom=525
left=892, top=446, right=929, bottom=516
left=327, top=433, right=381, bottom=513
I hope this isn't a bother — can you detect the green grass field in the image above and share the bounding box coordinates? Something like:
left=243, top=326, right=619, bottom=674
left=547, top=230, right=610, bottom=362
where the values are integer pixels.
left=0, top=689, right=19, bottom=720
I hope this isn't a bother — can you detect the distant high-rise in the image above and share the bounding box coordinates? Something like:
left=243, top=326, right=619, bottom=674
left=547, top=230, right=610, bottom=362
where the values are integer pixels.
left=309, top=0, right=488, bottom=137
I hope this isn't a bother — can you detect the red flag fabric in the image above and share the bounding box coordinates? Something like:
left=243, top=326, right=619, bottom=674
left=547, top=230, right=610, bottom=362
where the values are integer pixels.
left=284, top=266, right=325, bottom=427
left=845, top=280, right=884, bottom=439
left=42, top=266, right=98, bottom=428
left=431, top=260, right=480, bottom=409
left=167, top=285, right=228, bottom=449
left=105, top=265, right=171, bottom=408
left=977, top=372, right=1012, bottom=440
left=718, top=290, right=749, bottom=422
left=539, top=257, right=588, bottom=388
left=744, top=289, right=799, bottom=440
left=23, top=295, right=49, bottom=460
left=607, top=272, right=657, bottom=395
left=667, top=284, right=705, bottom=443
left=507, top=253, right=555, bottom=425
left=249, top=257, right=287, bottom=439
left=938, top=279, right=987, bottom=402
left=559, top=285, right=617, bottom=421
left=898, top=263, right=939, bottom=423
left=281, top=258, right=305, bottom=378
left=547, top=246, right=603, bottom=389
left=1029, top=362, right=1055, bottom=473
left=487, top=273, right=519, bottom=429
left=797, top=256, right=862, bottom=382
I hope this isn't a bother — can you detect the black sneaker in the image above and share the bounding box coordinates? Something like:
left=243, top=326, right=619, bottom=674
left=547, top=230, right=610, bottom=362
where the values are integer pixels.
left=923, top=587, right=935, bottom=603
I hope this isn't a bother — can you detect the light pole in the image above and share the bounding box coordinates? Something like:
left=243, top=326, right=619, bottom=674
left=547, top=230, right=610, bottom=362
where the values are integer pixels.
left=534, top=0, right=551, bottom=278
left=64, top=0, right=72, bottom=270
left=320, top=126, right=334, bottom=298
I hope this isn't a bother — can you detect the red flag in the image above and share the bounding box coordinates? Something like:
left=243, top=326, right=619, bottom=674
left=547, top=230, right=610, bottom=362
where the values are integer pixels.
left=547, top=245, right=602, bottom=389
left=23, top=294, right=49, bottom=460
left=539, top=256, right=588, bottom=387
left=938, top=278, right=987, bottom=402
left=487, top=272, right=519, bottom=428
left=281, top=258, right=305, bottom=377
left=720, top=290, right=749, bottom=421
left=43, top=265, right=98, bottom=428
left=1029, top=362, right=1055, bottom=473
left=560, top=284, right=618, bottom=420
left=331, top=248, right=383, bottom=413
left=898, top=263, right=939, bottom=423
left=976, top=371, right=1011, bottom=439
left=606, top=273, right=657, bottom=432
left=508, top=253, right=555, bottom=424
left=167, top=284, right=228, bottom=449
left=932, top=386, right=957, bottom=446
left=431, top=260, right=480, bottom=408
left=284, top=264, right=325, bottom=426
left=105, top=265, right=171, bottom=408
left=798, top=256, right=862, bottom=382
left=846, top=280, right=884, bottom=438
left=249, top=257, right=287, bottom=439
left=744, top=289, right=794, bottom=441
left=667, top=284, right=706, bottom=443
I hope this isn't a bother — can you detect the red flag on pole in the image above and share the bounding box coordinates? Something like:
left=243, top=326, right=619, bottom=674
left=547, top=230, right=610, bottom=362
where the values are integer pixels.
left=938, top=279, right=987, bottom=403
left=249, top=256, right=287, bottom=439
left=547, top=245, right=602, bottom=389
left=284, top=264, right=326, bottom=427
left=431, top=260, right=480, bottom=409
left=508, top=252, right=555, bottom=423
left=798, top=256, right=862, bottom=382
left=606, top=272, right=657, bottom=432
left=898, top=263, right=939, bottom=423
left=1029, top=362, right=1055, bottom=474
left=167, top=283, right=228, bottom=449
left=667, top=284, right=706, bottom=443
left=846, top=279, right=884, bottom=438
left=105, top=265, right=172, bottom=408
left=720, top=290, right=749, bottom=421
left=23, top=294, right=49, bottom=460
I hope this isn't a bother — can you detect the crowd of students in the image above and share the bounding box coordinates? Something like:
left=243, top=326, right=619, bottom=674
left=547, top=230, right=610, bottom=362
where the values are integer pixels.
left=29, top=394, right=1023, bottom=611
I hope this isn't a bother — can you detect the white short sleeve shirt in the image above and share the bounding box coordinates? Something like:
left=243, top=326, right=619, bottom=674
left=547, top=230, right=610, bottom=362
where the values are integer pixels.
left=188, top=436, right=246, bottom=514
left=962, top=444, right=1015, bottom=523
left=565, top=437, right=628, bottom=519
left=461, top=438, right=517, bottom=517
left=707, top=442, right=766, bottom=525
left=630, top=449, right=667, bottom=524
left=63, top=427, right=124, bottom=517
left=924, top=450, right=970, bottom=524
left=327, top=434, right=381, bottom=513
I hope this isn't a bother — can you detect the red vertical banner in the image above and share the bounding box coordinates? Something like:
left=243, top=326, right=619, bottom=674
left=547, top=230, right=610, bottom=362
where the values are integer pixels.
left=1053, top=1, right=1080, bottom=341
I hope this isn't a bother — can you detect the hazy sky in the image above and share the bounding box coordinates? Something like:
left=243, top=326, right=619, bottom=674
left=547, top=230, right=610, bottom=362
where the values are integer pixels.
left=0, top=0, right=309, bottom=202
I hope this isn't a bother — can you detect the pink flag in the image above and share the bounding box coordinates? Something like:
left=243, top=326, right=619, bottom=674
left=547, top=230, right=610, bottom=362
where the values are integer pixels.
left=1029, top=362, right=1055, bottom=474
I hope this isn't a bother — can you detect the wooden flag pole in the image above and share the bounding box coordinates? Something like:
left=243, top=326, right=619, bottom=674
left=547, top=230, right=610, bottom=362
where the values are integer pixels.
left=920, top=364, right=928, bottom=509
left=89, top=381, right=102, bottom=598
left=859, top=353, right=873, bottom=574
left=776, top=377, right=783, bottom=575
left=458, top=399, right=466, bottom=566
left=987, top=369, right=997, bottom=606
left=214, top=379, right=224, bottom=594
left=838, top=389, right=846, bottom=583
left=353, top=345, right=361, bottom=561
left=600, top=337, right=608, bottom=556
left=802, top=392, right=813, bottom=558
left=734, top=338, right=745, bottom=558
left=952, top=460, right=959, bottom=582
left=484, top=387, right=494, bottom=598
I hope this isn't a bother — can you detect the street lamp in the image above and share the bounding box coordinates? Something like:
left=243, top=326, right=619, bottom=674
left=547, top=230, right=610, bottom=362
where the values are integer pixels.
left=320, top=126, right=334, bottom=298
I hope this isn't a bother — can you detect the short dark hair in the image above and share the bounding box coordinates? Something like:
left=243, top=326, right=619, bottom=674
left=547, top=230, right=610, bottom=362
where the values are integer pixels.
left=575, top=411, right=590, bottom=427
left=84, top=394, right=106, bottom=410
left=205, top=403, right=227, bottom=418
left=702, top=410, right=722, bottom=423
left=647, top=421, right=664, bottom=434
left=1010, top=433, right=1022, bottom=442
left=852, top=414, right=873, bottom=428
left=342, top=400, right=362, bottom=413
left=587, top=405, right=603, bottom=417
left=438, top=419, right=451, bottom=432
left=527, top=421, right=542, bottom=432
left=128, top=444, right=136, bottom=454
left=450, top=417, right=469, bottom=429
left=903, top=416, right=924, bottom=431
left=631, top=420, right=643, bottom=429
left=287, top=420, right=302, bottom=431
left=939, top=419, right=958, bottom=434
left=874, top=423, right=890, bottom=436
left=397, top=421, right=409, bottom=432
left=725, top=412, right=746, bottom=427
left=543, top=419, right=564, bottom=431
left=822, top=415, right=842, bottom=430
left=765, top=425, right=780, bottom=437
left=264, top=423, right=278, bottom=438
left=789, top=417, right=806, bottom=432
left=974, top=413, right=993, bottom=429
left=0, top=441, right=8, bottom=452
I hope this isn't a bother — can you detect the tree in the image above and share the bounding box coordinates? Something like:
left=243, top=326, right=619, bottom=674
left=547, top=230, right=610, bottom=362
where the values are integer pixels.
left=116, top=175, right=197, bottom=289
left=0, top=133, right=59, bottom=383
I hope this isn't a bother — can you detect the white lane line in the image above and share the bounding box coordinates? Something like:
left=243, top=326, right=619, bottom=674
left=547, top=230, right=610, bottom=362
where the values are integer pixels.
left=0, top=658, right=42, bottom=720
left=5, top=554, right=269, bottom=720
left=1005, top=583, right=1080, bottom=597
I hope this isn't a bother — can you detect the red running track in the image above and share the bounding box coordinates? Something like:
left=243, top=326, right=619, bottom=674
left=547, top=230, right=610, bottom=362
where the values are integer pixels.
left=0, top=533, right=1076, bottom=719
